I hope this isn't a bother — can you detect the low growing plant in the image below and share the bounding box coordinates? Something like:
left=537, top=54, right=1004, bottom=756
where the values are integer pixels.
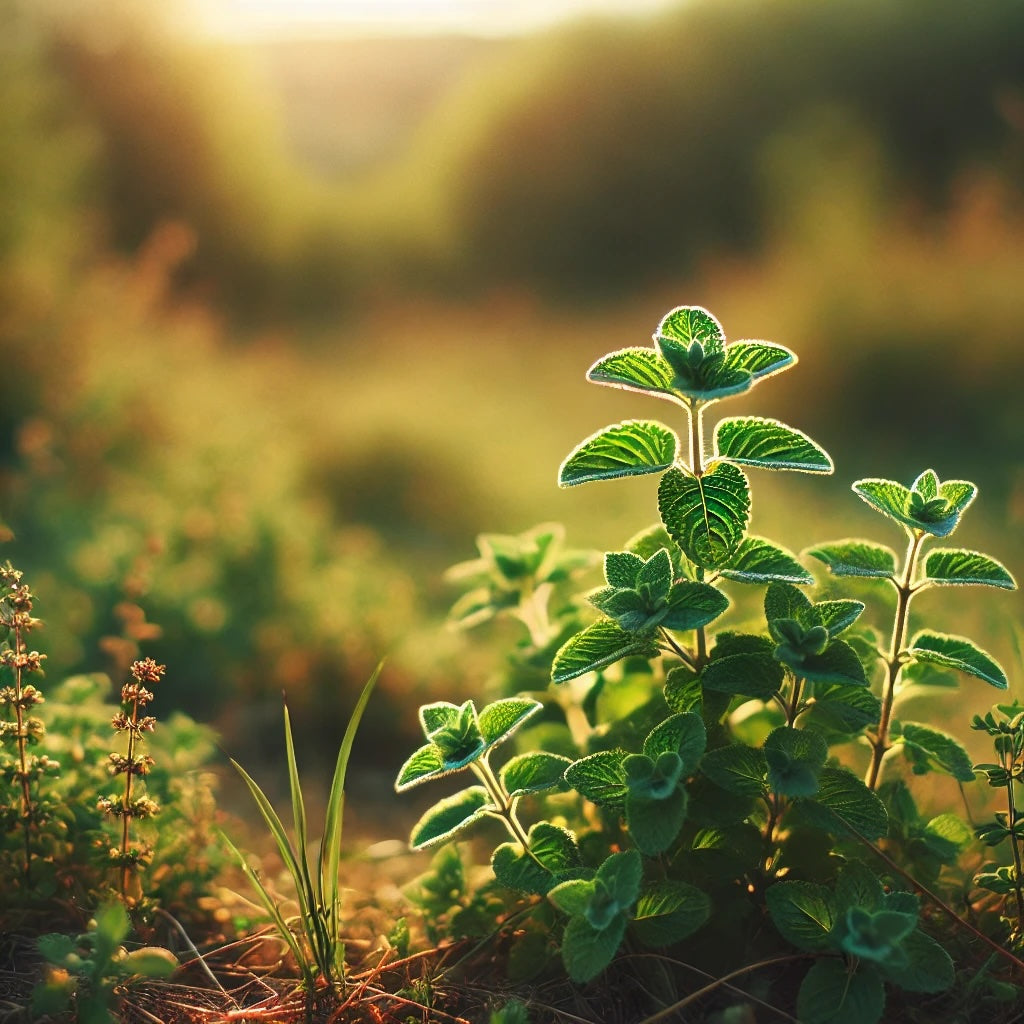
left=224, top=662, right=381, bottom=996
left=398, top=305, right=1019, bottom=1022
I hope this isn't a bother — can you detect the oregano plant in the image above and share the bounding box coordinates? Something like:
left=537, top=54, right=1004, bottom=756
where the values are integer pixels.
left=398, top=305, right=1018, bottom=1021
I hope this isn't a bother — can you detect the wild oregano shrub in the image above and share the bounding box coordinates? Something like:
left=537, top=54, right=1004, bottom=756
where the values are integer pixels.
left=398, top=306, right=1019, bottom=1021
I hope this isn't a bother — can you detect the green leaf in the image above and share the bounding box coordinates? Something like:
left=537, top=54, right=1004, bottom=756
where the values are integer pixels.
left=643, top=712, right=706, bottom=773
left=894, top=722, right=975, bottom=782
left=807, top=600, right=866, bottom=637
left=702, top=650, right=785, bottom=701
left=700, top=744, right=768, bottom=797
left=661, top=581, right=730, bottom=631
left=908, top=630, right=1008, bottom=689
left=492, top=821, right=580, bottom=895
left=604, top=551, right=646, bottom=588
left=807, top=539, right=898, bottom=579
left=586, top=347, right=677, bottom=401
left=561, top=914, right=626, bottom=983
left=834, top=860, right=885, bottom=914
left=879, top=929, right=954, bottom=993
left=765, top=582, right=812, bottom=623
left=395, top=744, right=445, bottom=792
left=120, top=948, right=178, bottom=979
left=798, top=639, right=869, bottom=686
left=478, top=698, right=543, bottom=747
left=552, top=620, right=659, bottom=683
left=409, top=787, right=494, bottom=850
left=797, top=960, right=885, bottom=1024
left=658, top=463, right=751, bottom=569
left=854, top=473, right=977, bottom=537
left=799, top=767, right=888, bottom=840
left=722, top=341, right=796, bottom=382
left=720, top=536, right=814, bottom=585
left=597, top=849, right=644, bottom=906
left=805, top=683, right=881, bottom=732
left=764, top=727, right=828, bottom=798
left=625, top=525, right=692, bottom=578
left=923, top=548, right=1017, bottom=590
left=419, top=701, right=464, bottom=736
left=558, top=420, right=679, bottom=487
left=632, top=881, right=710, bottom=947
left=840, top=906, right=917, bottom=963
left=626, top=788, right=687, bottom=855
left=500, top=752, right=572, bottom=797
left=715, top=417, right=833, bottom=473
left=655, top=306, right=726, bottom=353
left=765, top=881, right=837, bottom=952
left=548, top=878, right=595, bottom=918
left=565, top=750, right=628, bottom=808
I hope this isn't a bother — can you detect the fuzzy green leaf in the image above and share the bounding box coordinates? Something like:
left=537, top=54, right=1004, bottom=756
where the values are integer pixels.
left=722, top=341, right=796, bottom=382
left=854, top=473, right=977, bottom=537
left=597, top=849, right=644, bottom=906
left=548, top=878, right=595, bottom=918
left=409, top=787, right=493, bottom=850
left=807, top=540, right=898, bottom=579
left=715, top=417, right=833, bottom=473
left=492, top=821, right=580, bottom=895
left=661, top=580, right=730, bottom=631
left=643, top=712, right=706, bottom=773
left=500, top=752, right=573, bottom=797
left=659, top=463, right=751, bottom=569
left=894, top=722, right=976, bottom=782
left=625, top=525, right=692, bottom=578
left=765, top=881, right=837, bottom=952
left=807, top=600, right=866, bottom=636
left=604, top=551, right=646, bottom=588
left=702, top=650, right=785, bottom=701
left=719, top=536, right=814, bottom=585
left=565, top=750, right=628, bottom=808
left=764, top=582, right=812, bottom=623
left=879, top=929, right=954, bottom=994
left=632, top=880, right=710, bottom=947
left=655, top=306, right=726, bottom=353
left=586, top=347, right=676, bottom=400
left=908, top=630, right=1008, bottom=689
left=700, top=744, right=768, bottom=797
left=395, top=743, right=446, bottom=792
left=797, top=960, right=886, bottom=1024
left=834, top=860, right=885, bottom=914
left=626, top=788, right=688, bottom=855
left=559, top=420, right=679, bottom=487
left=923, top=548, right=1017, bottom=590
left=551, top=621, right=659, bottom=683
left=478, top=698, right=543, bottom=747
left=419, top=701, right=464, bottom=736
left=798, top=639, right=869, bottom=686
left=799, top=767, right=888, bottom=840
left=805, top=683, right=881, bottom=732
left=561, top=915, right=626, bottom=983
left=764, top=727, right=828, bottom=798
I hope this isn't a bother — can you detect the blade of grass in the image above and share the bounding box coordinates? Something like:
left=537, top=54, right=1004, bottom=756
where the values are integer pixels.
left=283, top=702, right=331, bottom=981
left=219, top=830, right=314, bottom=991
left=229, top=756, right=315, bottom=936
left=319, top=662, right=383, bottom=978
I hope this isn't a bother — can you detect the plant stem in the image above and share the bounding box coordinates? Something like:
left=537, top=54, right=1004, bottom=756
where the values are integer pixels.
left=865, top=530, right=925, bottom=791
left=471, top=758, right=544, bottom=868
left=120, top=694, right=141, bottom=898
left=687, top=401, right=706, bottom=477
left=1003, top=736, right=1024, bottom=932
left=660, top=629, right=696, bottom=670
left=11, top=619, right=33, bottom=884
left=786, top=676, right=805, bottom=728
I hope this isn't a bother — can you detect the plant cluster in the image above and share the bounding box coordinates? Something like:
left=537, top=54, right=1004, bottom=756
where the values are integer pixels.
left=398, top=306, right=1021, bottom=1023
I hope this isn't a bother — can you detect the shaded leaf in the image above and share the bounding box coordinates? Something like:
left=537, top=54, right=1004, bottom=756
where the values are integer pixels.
left=700, top=744, right=768, bottom=797
left=662, top=580, right=730, bottom=631
left=492, top=822, right=580, bottom=895
left=626, top=788, right=687, bottom=855
left=765, top=881, right=837, bottom=951
left=879, top=929, right=954, bottom=994
left=565, top=750, right=628, bottom=808
left=561, top=915, right=626, bottom=983
left=908, top=630, right=1008, bottom=689
left=799, top=767, right=888, bottom=840
left=479, top=698, right=543, bottom=747
left=643, top=712, right=706, bottom=772
left=797, top=960, right=885, bottom=1024
left=715, top=417, right=833, bottom=473
left=702, top=650, right=785, bottom=701
left=559, top=420, right=679, bottom=487
left=604, top=551, right=646, bottom=588
left=632, top=881, right=710, bottom=947
left=798, top=639, right=869, bottom=686
left=764, top=727, right=828, bottom=798
left=894, top=722, right=975, bottom=782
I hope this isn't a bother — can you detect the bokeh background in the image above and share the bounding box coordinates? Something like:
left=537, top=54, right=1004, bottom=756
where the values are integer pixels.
left=3, top=0, right=1023, bottom=784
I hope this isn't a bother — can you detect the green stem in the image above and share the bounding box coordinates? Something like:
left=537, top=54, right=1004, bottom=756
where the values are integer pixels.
left=787, top=676, right=805, bottom=728
left=865, top=530, right=925, bottom=791
left=660, top=629, right=697, bottom=670
left=1004, top=738, right=1024, bottom=932
left=688, top=401, right=706, bottom=477
left=10, top=620, right=34, bottom=886
left=471, top=758, right=544, bottom=868
left=121, top=695, right=141, bottom=898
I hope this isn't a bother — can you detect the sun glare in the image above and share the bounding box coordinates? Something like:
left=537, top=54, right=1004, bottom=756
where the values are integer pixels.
left=194, top=0, right=680, bottom=38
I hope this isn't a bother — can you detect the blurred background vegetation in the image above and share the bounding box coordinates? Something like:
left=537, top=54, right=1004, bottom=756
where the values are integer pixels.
left=2, top=0, right=1023, bottom=781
